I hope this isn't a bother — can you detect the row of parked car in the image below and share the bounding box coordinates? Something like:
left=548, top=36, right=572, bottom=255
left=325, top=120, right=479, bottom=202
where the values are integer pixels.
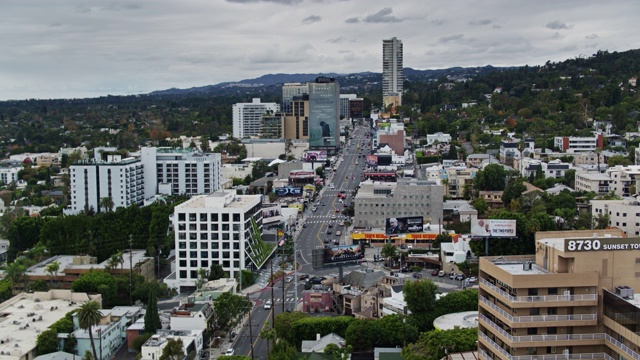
left=429, top=269, right=477, bottom=283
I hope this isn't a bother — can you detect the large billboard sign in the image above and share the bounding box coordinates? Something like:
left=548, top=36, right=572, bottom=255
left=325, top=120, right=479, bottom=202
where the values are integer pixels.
left=262, top=206, right=281, bottom=219
left=366, top=155, right=378, bottom=166
left=274, top=186, right=303, bottom=197
left=564, top=237, right=640, bottom=252
left=289, top=171, right=315, bottom=179
left=324, top=244, right=365, bottom=264
left=385, top=216, right=424, bottom=234
left=304, top=151, right=328, bottom=162
left=471, top=219, right=517, bottom=237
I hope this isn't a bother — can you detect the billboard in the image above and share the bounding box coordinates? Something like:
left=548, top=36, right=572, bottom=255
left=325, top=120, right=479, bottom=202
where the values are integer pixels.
left=309, top=80, right=339, bottom=148
left=471, top=219, right=517, bottom=237
left=323, top=244, right=365, bottom=264
left=274, top=186, right=303, bottom=197
left=304, top=151, right=328, bottom=162
left=366, top=155, right=378, bottom=166
left=262, top=206, right=281, bottom=219
left=385, top=216, right=424, bottom=234
left=289, top=171, right=315, bottom=179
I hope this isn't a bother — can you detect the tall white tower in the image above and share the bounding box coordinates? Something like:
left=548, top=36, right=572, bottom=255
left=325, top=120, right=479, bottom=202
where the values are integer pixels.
left=382, top=37, right=403, bottom=107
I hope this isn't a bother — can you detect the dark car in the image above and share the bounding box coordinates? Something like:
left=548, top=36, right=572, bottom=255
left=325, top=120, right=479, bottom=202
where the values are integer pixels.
left=299, top=274, right=310, bottom=280
left=455, top=274, right=466, bottom=281
left=326, top=230, right=332, bottom=235
left=431, top=269, right=439, bottom=276
left=328, top=224, right=333, bottom=228
left=302, top=223, right=307, bottom=228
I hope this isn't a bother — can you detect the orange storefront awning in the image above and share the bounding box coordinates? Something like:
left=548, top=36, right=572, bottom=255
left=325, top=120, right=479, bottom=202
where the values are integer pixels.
left=405, top=233, right=437, bottom=240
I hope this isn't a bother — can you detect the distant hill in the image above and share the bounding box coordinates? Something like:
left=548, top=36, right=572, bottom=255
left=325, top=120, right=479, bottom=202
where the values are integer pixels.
left=149, top=66, right=509, bottom=96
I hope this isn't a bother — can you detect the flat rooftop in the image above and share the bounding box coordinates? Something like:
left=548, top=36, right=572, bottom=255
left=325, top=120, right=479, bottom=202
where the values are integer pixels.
left=433, top=311, right=478, bottom=330
left=26, top=250, right=151, bottom=277
left=177, top=191, right=260, bottom=210
left=0, top=290, right=98, bottom=359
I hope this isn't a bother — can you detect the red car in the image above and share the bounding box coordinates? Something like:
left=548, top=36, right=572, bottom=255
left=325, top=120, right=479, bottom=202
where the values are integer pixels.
left=335, top=209, right=340, bottom=212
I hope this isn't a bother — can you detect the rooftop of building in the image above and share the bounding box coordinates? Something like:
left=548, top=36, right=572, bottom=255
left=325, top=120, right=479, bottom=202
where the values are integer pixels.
left=72, top=157, right=140, bottom=166
left=143, top=329, right=203, bottom=348
left=176, top=190, right=260, bottom=210
left=0, top=290, right=100, bottom=359
left=25, top=250, right=151, bottom=276
left=577, top=172, right=612, bottom=180
left=484, top=255, right=549, bottom=275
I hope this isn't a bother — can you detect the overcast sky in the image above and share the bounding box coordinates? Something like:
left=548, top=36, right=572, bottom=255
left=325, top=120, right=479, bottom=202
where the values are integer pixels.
left=1, top=0, right=639, bottom=101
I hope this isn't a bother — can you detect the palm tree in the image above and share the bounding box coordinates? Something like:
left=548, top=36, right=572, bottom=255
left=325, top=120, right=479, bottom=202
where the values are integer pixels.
left=259, top=322, right=277, bottom=354
left=45, top=261, right=60, bottom=289
left=99, top=197, right=114, bottom=213
left=5, top=261, right=26, bottom=294
left=380, top=243, right=398, bottom=268
left=77, top=301, right=102, bottom=360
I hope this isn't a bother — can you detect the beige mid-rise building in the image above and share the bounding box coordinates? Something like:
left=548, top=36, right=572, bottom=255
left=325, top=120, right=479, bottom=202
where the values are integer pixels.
left=478, top=229, right=640, bottom=360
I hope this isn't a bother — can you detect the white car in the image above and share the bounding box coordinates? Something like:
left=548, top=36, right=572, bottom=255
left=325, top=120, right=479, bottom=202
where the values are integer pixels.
left=264, top=300, right=272, bottom=309
left=331, top=215, right=337, bottom=219
left=285, top=276, right=293, bottom=283
left=335, top=231, right=341, bottom=236
left=225, top=349, right=235, bottom=356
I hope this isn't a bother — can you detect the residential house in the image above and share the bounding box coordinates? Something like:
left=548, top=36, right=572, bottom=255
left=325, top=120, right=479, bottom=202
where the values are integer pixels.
left=170, top=303, right=214, bottom=332
left=478, top=191, right=504, bottom=209
left=301, top=333, right=346, bottom=355
left=140, top=330, right=205, bottom=360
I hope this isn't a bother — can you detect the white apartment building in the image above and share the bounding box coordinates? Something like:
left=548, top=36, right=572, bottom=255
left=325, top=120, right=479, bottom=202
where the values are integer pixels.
left=574, top=172, right=612, bottom=195
left=140, top=147, right=221, bottom=198
left=170, top=303, right=214, bottom=332
left=521, top=158, right=572, bottom=179
left=232, top=98, right=280, bottom=139
left=170, top=190, right=265, bottom=292
left=591, top=198, right=640, bottom=236
left=0, top=161, right=22, bottom=185
left=140, top=330, right=204, bottom=360
left=339, top=94, right=357, bottom=120
left=426, top=132, right=452, bottom=146
left=68, top=156, right=144, bottom=214
left=554, top=134, right=603, bottom=153
left=382, top=37, right=403, bottom=106
left=606, top=165, right=640, bottom=197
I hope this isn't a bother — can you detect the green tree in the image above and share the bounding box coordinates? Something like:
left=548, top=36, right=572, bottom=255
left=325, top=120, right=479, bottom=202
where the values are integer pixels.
left=132, top=333, right=153, bottom=352
left=445, top=144, right=458, bottom=160
left=594, top=213, right=610, bottom=229
left=45, top=260, right=60, bottom=289
left=195, top=268, right=208, bottom=290
left=474, top=164, right=507, bottom=191
left=608, top=155, right=633, bottom=167
left=403, top=279, right=438, bottom=331
left=5, top=260, right=27, bottom=294
left=99, top=197, right=114, bottom=213
left=380, top=243, right=398, bottom=267
left=214, top=292, right=251, bottom=333
left=71, top=270, right=117, bottom=307
left=274, top=311, right=308, bottom=344
left=208, top=263, right=226, bottom=281
left=402, top=327, right=478, bottom=360
left=83, top=350, right=94, bottom=360
left=564, top=169, right=576, bottom=189
left=502, top=178, right=527, bottom=206
left=471, top=197, right=488, bottom=217
left=160, top=338, right=184, bottom=360
left=324, top=343, right=353, bottom=360
left=77, top=301, right=102, bottom=360
left=144, top=290, right=161, bottom=333
left=251, top=160, right=270, bottom=180
left=259, top=321, right=277, bottom=354
left=433, top=233, right=452, bottom=250
left=267, top=339, right=298, bottom=360
left=36, top=329, right=60, bottom=355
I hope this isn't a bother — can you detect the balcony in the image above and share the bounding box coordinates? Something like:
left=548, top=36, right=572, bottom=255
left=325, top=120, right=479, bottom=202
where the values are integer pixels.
left=478, top=346, right=614, bottom=360
left=480, top=314, right=605, bottom=347
left=480, top=296, right=597, bottom=327
left=480, top=278, right=598, bottom=307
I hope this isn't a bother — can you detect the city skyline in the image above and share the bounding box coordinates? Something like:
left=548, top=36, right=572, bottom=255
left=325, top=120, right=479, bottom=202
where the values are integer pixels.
left=1, top=0, right=639, bottom=101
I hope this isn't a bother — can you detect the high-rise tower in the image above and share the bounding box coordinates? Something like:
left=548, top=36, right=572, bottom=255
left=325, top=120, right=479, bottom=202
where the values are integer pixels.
left=382, top=37, right=403, bottom=108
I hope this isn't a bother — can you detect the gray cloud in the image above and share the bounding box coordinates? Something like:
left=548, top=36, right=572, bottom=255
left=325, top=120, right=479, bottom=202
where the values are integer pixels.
left=585, top=33, right=598, bottom=40
left=546, top=20, right=572, bottom=30
left=439, top=34, right=464, bottom=43
left=327, top=37, right=346, bottom=43
left=226, top=0, right=302, bottom=4
left=362, top=7, right=402, bottom=23
left=431, top=19, right=446, bottom=26
left=470, top=19, right=492, bottom=26
left=302, top=15, right=321, bottom=24
left=345, top=16, right=359, bottom=23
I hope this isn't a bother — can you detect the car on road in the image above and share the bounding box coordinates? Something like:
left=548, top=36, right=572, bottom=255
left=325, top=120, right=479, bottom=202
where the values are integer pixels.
left=312, top=207, right=318, bottom=212
left=264, top=300, right=272, bottom=309
left=455, top=274, right=465, bottom=281
left=225, top=349, right=235, bottom=356
left=285, top=276, right=293, bottom=283
left=323, top=238, right=329, bottom=243
left=438, top=270, right=446, bottom=277
left=336, top=231, right=342, bottom=236
left=321, top=202, right=325, bottom=206
left=468, top=276, right=478, bottom=283
left=431, top=269, right=439, bottom=276
left=335, top=209, right=340, bottom=212
left=326, top=230, right=332, bottom=234
left=299, top=274, right=309, bottom=280
left=302, top=223, right=307, bottom=228
left=339, top=221, right=344, bottom=226
left=407, top=244, right=413, bottom=249
left=343, top=203, right=348, bottom=207
left=328, top=224, right=333, bottom=228
left=331, top=215, right=336, bottom=219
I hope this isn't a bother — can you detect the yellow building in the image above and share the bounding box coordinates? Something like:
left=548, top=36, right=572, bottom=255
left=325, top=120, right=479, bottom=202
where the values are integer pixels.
left=478, top=229, right=640, bottom=360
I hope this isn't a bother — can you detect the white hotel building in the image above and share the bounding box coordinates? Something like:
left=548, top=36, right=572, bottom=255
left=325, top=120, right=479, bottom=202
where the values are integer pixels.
left=232, top=98, right=280, bottom=139
left=68, top=155, right=144, bottom=214
left=169, top=190, right=265, bottom=292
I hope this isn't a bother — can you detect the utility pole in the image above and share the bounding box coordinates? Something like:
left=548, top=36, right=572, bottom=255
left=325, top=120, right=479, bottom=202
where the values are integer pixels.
left=247, top=294, right=255, bottom=360
left=293, top=220, right=297, bottom=311
left=129, top=235, right=133, bottom=306
left=281, top=240, right=286, bottom=314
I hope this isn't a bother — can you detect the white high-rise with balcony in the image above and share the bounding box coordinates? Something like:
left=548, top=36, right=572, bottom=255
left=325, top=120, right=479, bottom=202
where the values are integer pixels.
left=232, top=98, right=279, bottom=139
left=383, top=37, right=403, bottom=106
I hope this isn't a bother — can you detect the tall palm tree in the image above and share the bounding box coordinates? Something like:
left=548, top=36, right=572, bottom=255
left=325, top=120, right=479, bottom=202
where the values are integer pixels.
left=77, top=301, right=102, bottom=360
left=45, top=261, right=60, bottom=289
left=99, top=197, right=114, bottom=213
left=259, top=321, right=276, bottom=354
